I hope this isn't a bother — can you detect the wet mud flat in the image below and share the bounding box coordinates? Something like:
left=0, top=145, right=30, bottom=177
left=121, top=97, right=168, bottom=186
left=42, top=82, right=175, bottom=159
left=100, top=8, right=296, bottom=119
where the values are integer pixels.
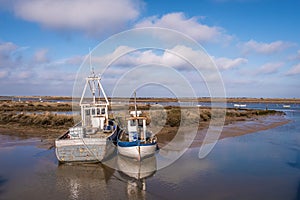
left=0, top=106, right=288, bottom=150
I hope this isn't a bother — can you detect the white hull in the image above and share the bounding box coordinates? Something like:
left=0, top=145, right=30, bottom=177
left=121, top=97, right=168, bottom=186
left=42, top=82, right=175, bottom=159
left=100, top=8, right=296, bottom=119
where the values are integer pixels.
left=118, top=144, right=157, bottom=160
left=117, top=155, right=156, bottom=179
left=55, top=138, right=116, bottom=163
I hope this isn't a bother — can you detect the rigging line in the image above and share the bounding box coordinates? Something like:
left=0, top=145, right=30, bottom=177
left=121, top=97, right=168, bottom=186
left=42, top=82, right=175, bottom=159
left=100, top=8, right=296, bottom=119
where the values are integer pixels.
left=88, top=81, right=93, bottom=100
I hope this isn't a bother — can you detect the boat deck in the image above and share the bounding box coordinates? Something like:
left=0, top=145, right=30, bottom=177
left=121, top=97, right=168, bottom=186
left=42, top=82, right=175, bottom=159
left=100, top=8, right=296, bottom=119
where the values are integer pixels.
left=85, top=130, right=114, bottom=139
left=58, top=126, right=118, bottom=140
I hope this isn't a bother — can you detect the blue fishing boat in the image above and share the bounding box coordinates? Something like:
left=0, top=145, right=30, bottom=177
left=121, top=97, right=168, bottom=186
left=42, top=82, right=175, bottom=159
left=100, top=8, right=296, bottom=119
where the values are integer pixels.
left=117, top=92, right=158, bottom=160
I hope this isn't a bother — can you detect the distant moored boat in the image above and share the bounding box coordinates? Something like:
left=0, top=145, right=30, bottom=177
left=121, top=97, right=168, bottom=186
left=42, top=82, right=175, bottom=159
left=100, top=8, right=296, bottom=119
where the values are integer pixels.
left=234, top=103, right=247, bottom=108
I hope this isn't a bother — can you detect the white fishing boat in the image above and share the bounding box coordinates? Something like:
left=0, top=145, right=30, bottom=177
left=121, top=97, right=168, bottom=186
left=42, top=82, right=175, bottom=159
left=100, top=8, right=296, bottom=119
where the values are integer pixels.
left=117, top=92, right=158, bottom=160
left=55, top=70, right=120, bottom=163
left=283, top=104, right=291, bottom=108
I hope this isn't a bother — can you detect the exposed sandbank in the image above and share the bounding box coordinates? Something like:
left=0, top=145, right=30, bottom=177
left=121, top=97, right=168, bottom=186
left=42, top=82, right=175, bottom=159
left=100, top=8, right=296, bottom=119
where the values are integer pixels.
left=0, top=100, right=290, bottom=149
left=0, top=113, right=289, bottom=150
left=191, top=114, right=290, bottom=148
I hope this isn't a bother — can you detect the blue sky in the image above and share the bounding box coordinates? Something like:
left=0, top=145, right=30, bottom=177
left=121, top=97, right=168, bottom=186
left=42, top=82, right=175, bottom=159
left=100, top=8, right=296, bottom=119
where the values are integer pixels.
left=0, top=0, right=299, bottom=98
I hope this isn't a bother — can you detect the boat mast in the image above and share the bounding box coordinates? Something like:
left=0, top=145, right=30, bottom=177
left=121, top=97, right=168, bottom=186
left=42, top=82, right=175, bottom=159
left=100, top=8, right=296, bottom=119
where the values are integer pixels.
left=134, top=91, right=139, bottom=141
left=79, top=50, right=110, bottom=126
left=134, top=91, right=137, bottom=118
left=89, top=48, right=96, bottom=105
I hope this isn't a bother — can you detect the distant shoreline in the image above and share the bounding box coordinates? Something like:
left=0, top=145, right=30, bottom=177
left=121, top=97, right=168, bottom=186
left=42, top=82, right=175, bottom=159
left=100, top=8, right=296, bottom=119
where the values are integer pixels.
left=1, top=95, right=300, bottom=104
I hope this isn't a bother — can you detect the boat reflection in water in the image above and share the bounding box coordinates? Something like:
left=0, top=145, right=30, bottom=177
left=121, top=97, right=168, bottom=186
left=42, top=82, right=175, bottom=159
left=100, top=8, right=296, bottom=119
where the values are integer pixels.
left=117, top=155, right=157, bottom=198
left=55, top=155, right=156, bottom=199
left=55, top=163, right=115, bottom=199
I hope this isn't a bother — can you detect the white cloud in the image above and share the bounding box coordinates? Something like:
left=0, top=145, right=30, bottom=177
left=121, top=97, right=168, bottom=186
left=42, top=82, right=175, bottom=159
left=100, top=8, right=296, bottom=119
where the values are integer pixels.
left=214, top=57, right=248, bottom=70
left=91, top=46, right=186, bottom=71
left=135, top=12, right=230, bottom=43
left=33, top=49, right=49, bottom=63
left=42, top=55, right=85, bottom=67
left=286, top=63, right=300, bottom=76
left=288, top=49, right=300, bottom=61
left=296, top=50, right=300, bottom=59
left=90, top=46, right=135, bottom=67
left=224, top=78, right=253, bottom=86
left=37, top=70, right=76, bottom=82
left=0, top=70, right=8, bottom=78
left=0, top=42, right=17, bottom=53
left=16, top=71, right=32, bottom=79
left=0, top=42, right=18, bottom=59
left=0, top=41, right=20, bottom=68
left=0, top=40, right=83, bottom=94
left=91, top=45, right=217, bottom=72
left=11, top=0, right=141, bottom=36
left=65, top=55, right=84, bottom=65
left=240, top=39, right=294, bottom=54
left=256, top=62, right=283, bottom=75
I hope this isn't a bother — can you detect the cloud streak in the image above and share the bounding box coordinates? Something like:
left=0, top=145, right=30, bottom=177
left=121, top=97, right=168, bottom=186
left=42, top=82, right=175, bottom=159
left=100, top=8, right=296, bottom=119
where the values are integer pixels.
left=288, top=49, right=300, bottom=61
left=0, top=42, right=18, bottom=67
left=33, top=49, right=49, bottom=63
left=214, top=57, right=248, bottom=70
left=255, top=62, right=284, bottom=75
left=286, top=63, right=300, bottom=76
left=240, top=39, right=294, bottom=54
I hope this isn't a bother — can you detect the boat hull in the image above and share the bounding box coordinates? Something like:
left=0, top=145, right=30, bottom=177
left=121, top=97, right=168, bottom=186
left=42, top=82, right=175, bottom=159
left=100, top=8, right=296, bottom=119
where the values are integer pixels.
left=117, top=155, right=157, bottom=179
left=117, top=142, right=157, bottom=160
left=55, top=138, right=116, bottom=163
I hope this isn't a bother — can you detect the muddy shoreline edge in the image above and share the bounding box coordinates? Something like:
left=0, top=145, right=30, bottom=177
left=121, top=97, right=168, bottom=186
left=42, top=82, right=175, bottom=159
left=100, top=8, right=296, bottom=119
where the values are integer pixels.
left=0, top=100, right=291, bottom=149
left=0, top=112, right=289, bottom=150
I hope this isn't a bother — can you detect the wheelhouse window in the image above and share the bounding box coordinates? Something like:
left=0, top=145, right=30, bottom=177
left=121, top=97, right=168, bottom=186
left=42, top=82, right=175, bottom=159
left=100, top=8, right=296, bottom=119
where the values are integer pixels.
left=130, top=120, right=136, bottom=126
left=138, top=119, right=143, bottom=126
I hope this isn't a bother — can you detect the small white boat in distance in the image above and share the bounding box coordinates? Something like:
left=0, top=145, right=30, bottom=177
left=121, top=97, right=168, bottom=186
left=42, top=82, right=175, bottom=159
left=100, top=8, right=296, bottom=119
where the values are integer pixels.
left=283, top=104, right=291, bottom=108
left=117, top=92, right=158, bottom=160
left=234, top=103, right=247, bottom=108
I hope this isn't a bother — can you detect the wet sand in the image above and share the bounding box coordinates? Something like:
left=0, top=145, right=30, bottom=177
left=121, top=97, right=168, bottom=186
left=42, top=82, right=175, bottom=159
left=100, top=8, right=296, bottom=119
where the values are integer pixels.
left=0, top=114, right=289, bottom=150
left=0, top=125, right=63, bottom=149
left=156, top=114, right=290, bottom=148
left=219, top=115, right=290, bottom=139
